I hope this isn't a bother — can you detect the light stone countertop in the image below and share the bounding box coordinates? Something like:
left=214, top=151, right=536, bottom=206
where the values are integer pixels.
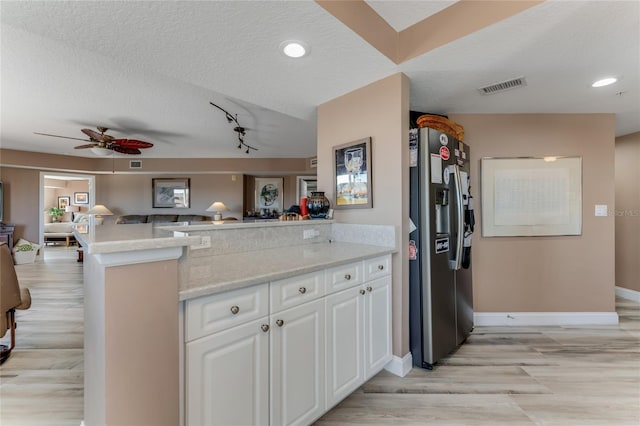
left=74, top=223, right=200, bottom=254
left=179, top=241, right=395, bottom=301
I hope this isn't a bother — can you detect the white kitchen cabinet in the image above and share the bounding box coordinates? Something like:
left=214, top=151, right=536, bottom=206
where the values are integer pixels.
left=325, top=284, right=365, bottom=408
left=364, top=275, right=392, bottom=379
left=270, top=298, right=325, bottom=426
left=325, top=258, right=392, bottom=409
left=186, top=317, right=270, bottom=426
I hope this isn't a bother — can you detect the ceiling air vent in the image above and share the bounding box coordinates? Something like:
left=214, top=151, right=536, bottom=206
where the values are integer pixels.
left=478, top=76, right=527, bottom=95
left=129, top=160, right=142, bottom=169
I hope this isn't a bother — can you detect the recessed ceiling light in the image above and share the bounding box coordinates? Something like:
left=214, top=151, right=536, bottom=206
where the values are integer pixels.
left=591, top=77, right=617, bottom=88
left=280, top=40, right=309, bottom=58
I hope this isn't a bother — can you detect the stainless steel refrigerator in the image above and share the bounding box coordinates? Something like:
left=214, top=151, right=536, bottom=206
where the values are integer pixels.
left=409, top=126, right=474, bottom=369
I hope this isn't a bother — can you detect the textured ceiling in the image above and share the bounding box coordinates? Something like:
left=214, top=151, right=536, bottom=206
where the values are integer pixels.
left=1, top=0, right=638, bottom=159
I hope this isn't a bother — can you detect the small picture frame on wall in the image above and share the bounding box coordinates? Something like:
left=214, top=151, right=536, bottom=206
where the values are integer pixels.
left=333, top=137, right=372, bottom=209
left=58, top=196, right=70, bottom=210
left=255, top=177, right=283, bottom=212
left=152, top=178, right=190, bottom=208
left=74, top=192, right=89, bottom=204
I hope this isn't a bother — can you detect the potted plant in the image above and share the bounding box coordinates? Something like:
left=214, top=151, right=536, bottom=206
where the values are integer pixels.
left=47, top=207, right=65, bottom=222
left=12, top=239, right=41, bottom=264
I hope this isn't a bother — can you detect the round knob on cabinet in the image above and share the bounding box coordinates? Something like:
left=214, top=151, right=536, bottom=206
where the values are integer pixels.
left=299, top=287, right=307, bottom=294
left=230, top=305, right=240, bottom=315
left=360, top=289, right=366, bottom=295
left=378, top=265, right=384, bottom=270
left=261, top=324, right=270, bottom=332
left=276, top=319, right=284, bottom=327
left=367, top=286, right=373, bottom=292
left=345, top=274, right=352, bottom=280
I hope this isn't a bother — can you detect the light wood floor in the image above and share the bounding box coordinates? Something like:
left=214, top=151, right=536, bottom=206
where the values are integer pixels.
left=1, top=246, right=638, bottom=425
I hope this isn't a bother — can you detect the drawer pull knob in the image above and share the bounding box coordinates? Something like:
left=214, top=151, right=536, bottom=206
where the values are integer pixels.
left=261, top=324, right=270, bottom=332
left=378, top=265, right=384, bottom=270
left=230, top=305, right=240, bottom=315
left=345, top=274, right=352, bottom=280
left=360, top=289, right=366, bottom=295
left=299, top=287, right=307, bottom=294
left=276, top=319, right=284, bottom=327
left=367, top=286, right=373, bottom=292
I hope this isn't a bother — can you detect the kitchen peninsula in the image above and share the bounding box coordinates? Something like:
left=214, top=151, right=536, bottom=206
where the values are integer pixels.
left=76, top=220, right=396, bottom=426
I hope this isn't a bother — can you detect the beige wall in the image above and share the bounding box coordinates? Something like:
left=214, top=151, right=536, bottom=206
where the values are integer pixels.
left=0, top=167, right=41, bottom=242
left=615, top=132, right=640, bottom=292
left=317, top=73, right=410, bottom=357
left=95, top=173, right=245, bottom=222
left=450, top=114, right=616, bottom=312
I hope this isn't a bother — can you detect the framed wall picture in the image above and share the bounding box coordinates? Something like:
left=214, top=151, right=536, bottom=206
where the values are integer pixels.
left=255, top=177, right=283, bottom=212
left=74, top=192, right=89, bottom=204
left=333, top=137, right=372, bottom=209
left=152, top=178, right=190, bottom=208
left=481, top=156, right=582, bottom=237
left=58, top=196, right=70, bottom=210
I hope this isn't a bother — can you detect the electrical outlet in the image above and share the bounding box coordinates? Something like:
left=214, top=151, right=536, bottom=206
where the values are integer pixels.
left=303, top=229, right=317, bottom=239
left=191, top=235, right=211, bottom=250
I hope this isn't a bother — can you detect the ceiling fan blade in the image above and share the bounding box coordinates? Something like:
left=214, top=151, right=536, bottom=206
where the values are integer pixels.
left=82, top=128, right=114, bottom=142
left=33, top=132, right=90, bottom=142
left=111, top=145, right=141, bottom=155
left=113, top=139, right=154, bottom=149
left=74, top=144, right=97, bottom=149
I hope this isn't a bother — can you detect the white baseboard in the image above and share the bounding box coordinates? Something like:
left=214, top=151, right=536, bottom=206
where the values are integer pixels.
left=384, top=352, right=412, bottom=377
left=474, top=311, right=619, bottom=326
left=616, top=286, right=640, bottom=302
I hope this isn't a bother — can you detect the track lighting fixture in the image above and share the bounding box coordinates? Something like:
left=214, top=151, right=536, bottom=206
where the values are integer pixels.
left=210, top=101, right=258, bottom=153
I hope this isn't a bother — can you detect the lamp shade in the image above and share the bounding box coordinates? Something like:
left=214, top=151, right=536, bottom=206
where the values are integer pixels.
left=90, top=147, right=113, bottom=157
left=65, top=205, right=80, bottom=213
left=206, top=202, right=228, bottom=213
left=87, top=205, right=114, bottom=216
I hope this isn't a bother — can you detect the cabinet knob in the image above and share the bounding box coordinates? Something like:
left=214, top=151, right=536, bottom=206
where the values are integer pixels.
left=276, top=319, right=284, bottom=327
left=261, top=324, right=270, bottom=332
left=345, top=274, right=352, bottom=280
left=230, top=305, right=240, bottom=315
left=378, top=264, right=384, bottom=270
left=360, top=289, right=366, bottom=295
left=299, top=287, right=307, bottom=294
left=367, top=286, right=373, bottom=292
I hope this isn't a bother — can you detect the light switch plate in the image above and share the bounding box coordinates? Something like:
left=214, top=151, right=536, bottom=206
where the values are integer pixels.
left=595, top=204, right=608, bottom=217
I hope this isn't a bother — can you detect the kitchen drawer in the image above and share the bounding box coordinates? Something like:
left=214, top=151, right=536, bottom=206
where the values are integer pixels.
left=185, top=283, right=269, bottom=342
left=270, top=270, right=325, bottom=313
left=363, top=255, right=392, bottom=281
left=325, top=261, right=363, bottom=294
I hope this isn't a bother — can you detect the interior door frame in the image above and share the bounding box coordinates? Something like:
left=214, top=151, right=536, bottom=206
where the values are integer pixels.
left=39, top=172, right=96, bottom=246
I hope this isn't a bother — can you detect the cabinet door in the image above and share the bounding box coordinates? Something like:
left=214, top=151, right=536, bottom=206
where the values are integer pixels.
left=325, top=286, right=365, bottom=409
left=186, top=317, right=269, bottom=426
left=364, top=276, right=392, bottom=380
left=271, top=299, right=325, bottom=426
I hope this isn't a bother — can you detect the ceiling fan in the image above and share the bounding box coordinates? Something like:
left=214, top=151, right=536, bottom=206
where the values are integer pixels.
left=34, top=126, right=154, bottom=155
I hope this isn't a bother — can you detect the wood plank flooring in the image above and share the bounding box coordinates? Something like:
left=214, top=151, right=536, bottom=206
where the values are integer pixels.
left=1, top=246, right=638, bottom=425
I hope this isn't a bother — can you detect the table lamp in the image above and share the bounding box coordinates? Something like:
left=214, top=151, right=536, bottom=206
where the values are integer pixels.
left=87, top=204, right=113, bottom=225
left=206, top=201, right=228, bottom=221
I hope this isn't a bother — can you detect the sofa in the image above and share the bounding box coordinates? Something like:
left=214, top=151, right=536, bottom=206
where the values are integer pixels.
left=115, top=214, right=212, bottom=224
left=43, top=213, right=88, bottom=246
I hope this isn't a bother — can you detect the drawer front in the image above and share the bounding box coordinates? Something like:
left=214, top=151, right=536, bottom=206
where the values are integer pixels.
left=270, top=270, right=324, bottom=313
left=364, top=255, right=392, bottom=281
left=325, top=262, right=363, bottom=294
left=185, top=283, right=269, bottom=342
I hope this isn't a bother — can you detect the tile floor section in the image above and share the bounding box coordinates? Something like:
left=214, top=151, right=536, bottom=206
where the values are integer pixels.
left=1, top=246, right=638, bottom=425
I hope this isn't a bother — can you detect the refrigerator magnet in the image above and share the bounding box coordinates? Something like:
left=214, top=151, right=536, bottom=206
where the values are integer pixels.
left=430, top=154, right=443, bottom=184
left=439, top=133, right=449, bottom=145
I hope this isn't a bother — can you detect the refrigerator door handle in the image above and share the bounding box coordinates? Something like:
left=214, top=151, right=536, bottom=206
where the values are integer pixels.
left=451, top=164, right=464, bottom=271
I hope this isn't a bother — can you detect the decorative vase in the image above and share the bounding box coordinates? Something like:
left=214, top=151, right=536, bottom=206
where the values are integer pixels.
left=306, top=192, right=330, bottom=219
